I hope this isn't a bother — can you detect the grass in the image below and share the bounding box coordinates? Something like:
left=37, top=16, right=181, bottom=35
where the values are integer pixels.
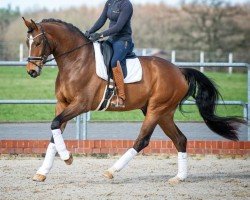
left=0, top=67, right=247, bottom=122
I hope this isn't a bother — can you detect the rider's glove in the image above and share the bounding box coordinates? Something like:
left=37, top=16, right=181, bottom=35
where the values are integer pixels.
left=85, top=31, right=90, bottom=38
left=89, top=33, right=103, bottom=42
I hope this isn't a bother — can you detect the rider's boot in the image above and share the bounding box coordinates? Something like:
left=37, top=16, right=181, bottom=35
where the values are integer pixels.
left=111, top=61, right=126, bottom=108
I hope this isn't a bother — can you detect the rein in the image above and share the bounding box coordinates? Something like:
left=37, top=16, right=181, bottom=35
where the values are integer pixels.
left=27, top=24, right=92, bottom=68
left=45, top=41, right=92, bottom=63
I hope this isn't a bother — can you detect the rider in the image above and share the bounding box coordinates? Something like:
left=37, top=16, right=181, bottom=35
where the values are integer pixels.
left=85, top=0, right=134, bottom=108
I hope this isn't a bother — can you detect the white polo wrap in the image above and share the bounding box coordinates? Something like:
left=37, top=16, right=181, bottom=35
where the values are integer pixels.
left=37, top=143, right=57, bottom=175
left=52, top=129, right=69, bottom=160
left=109, top=148, right=138, bottom=173
left=176, top=152, right=188, bottom=180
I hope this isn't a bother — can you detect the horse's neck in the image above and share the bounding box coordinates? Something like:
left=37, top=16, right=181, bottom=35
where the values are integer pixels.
left=49, top=25, right=92, bottom=72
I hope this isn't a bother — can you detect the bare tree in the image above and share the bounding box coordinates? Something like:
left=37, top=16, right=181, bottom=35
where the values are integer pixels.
left=2, top=2, right=250, bottom=61
left=0, top=6, right=20, bottom=38
left=178, top=0, right=246, bottom=53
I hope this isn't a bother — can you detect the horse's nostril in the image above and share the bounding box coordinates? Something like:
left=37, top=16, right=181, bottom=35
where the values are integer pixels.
left=28, top=70, right=38, bottom=78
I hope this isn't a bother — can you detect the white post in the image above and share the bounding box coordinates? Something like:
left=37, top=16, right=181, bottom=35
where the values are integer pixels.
left=171, top=50, right=176, bottom=63
left=76, top=115, right=81, bottom=140
left=248, top=66, right=250, bottom=141
left=76, top=114, right=88, bottom=140
left=87, top=111, right=91, bottom=121
left=244, top=104, right=247, bottom=120
left=229, top=53, right=233, bottom=75
left=200, top=51, right=204, bottom=73
left=82, top=113, right=87, bottom=140
left=19, top=43, right=23, bottom=61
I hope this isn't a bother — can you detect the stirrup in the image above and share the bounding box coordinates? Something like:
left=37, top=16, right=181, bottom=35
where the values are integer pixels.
left=111, top=96, right=125, bottom=108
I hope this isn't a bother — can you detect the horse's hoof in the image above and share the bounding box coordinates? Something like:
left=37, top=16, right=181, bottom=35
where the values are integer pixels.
left=32, top=174, right=46, bottom=182
left=64, top=153, right=73, bottom=165
left=168, top=176, right=184, bottom=184
left=103, top=170, right=114, bottom=179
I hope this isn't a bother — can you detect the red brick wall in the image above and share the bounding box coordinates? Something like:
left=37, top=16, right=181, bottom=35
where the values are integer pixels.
left=0, top=140, right=249, bottom=156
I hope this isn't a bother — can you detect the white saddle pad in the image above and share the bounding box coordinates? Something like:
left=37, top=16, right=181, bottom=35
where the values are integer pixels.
left=93, top=42, right=142, bottom=83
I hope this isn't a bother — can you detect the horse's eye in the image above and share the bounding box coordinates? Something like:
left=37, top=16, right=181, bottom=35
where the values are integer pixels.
left=35, top=42, right=41, bottom=47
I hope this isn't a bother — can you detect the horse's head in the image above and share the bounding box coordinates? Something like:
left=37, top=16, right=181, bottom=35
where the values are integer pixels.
left=23, top=17, right=52, bottom=78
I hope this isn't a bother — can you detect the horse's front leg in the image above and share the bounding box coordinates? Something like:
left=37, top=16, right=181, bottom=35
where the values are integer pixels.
left=33, top=101, right=68, bottom=182
left=50, top=101, right=88, bottom=162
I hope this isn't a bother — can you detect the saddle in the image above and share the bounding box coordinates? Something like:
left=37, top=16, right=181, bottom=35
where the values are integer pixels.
left=100, top=40, right=136, bottom=79
left=94, top=40, right=141, bottom=111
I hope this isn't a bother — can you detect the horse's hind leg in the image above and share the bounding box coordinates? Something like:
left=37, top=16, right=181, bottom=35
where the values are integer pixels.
left=103, top=112, right=159, bottom=179
left=158, top=115, right=188, bottom=184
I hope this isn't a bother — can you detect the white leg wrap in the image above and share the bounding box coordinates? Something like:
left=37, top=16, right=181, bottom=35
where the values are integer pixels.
left=109, top=148, right=138, bottom=173
left=52, top=129, right=69, bottom=160
left=37, top=143, right=57, bottom=176
left=176, top=152, right=188, bottom=180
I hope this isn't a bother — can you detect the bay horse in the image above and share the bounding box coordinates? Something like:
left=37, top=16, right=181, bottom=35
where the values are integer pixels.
left=22, top=17, right=244, bottom=184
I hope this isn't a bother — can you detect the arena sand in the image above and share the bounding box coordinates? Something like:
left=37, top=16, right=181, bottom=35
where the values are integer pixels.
left=0, top=155, right=249, bottom=200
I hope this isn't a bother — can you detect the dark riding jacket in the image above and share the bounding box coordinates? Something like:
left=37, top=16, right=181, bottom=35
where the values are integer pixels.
left=88, top=0, right=133, bottom=41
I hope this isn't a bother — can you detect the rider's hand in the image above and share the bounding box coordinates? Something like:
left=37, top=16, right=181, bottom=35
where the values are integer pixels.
left=89, top=33, right=103, bottom=42
left=85, top=31, right=90, bottom=38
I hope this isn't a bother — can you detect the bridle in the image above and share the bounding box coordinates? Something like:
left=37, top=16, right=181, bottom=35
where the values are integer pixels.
left=27, top=25, right=52, bottom=70
left=27, top=24, right=92, bottom=70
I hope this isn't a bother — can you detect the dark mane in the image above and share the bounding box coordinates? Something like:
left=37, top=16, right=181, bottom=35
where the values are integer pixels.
left=40, top=18, right=86, bottom=38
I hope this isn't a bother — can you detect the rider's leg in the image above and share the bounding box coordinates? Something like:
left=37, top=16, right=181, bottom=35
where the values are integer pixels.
left=110, top=40, right=134, bottom=107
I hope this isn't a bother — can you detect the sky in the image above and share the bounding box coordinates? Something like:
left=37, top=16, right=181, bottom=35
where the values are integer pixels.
left=0, top=0, right=249, bottom=12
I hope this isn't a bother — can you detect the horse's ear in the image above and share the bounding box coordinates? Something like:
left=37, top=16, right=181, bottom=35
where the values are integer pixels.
left=22, top=17, right=38, bottom=32
left=30, top=19, right=38, bottom=31
left=22, top=17, right=32, bottom=29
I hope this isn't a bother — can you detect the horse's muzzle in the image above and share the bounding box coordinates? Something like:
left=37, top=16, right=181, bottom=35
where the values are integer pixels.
left=28, top=69, right=40, bottom=78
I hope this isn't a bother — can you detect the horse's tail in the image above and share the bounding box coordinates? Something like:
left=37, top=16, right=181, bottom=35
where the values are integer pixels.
left=180, top=68, right=245, bottom=141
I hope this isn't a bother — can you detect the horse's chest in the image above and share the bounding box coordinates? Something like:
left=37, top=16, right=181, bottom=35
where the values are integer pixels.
left=57, top=82, right=76, bottom=101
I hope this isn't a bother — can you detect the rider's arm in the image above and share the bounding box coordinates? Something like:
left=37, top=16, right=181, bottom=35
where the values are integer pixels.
left=101, top=2, right=132, bottom=37
left=88, top=2, right=108, bottom=34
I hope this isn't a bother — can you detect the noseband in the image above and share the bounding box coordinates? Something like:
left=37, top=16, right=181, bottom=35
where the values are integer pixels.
left=27, top=25, right=52, bottom=70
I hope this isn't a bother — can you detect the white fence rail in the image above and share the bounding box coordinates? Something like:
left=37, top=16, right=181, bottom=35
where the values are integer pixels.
left=4, top=46, right=249, bottom=74
left=0, top=99, right=88, bottom=140
left=0, top=99, right=247, bottom=140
